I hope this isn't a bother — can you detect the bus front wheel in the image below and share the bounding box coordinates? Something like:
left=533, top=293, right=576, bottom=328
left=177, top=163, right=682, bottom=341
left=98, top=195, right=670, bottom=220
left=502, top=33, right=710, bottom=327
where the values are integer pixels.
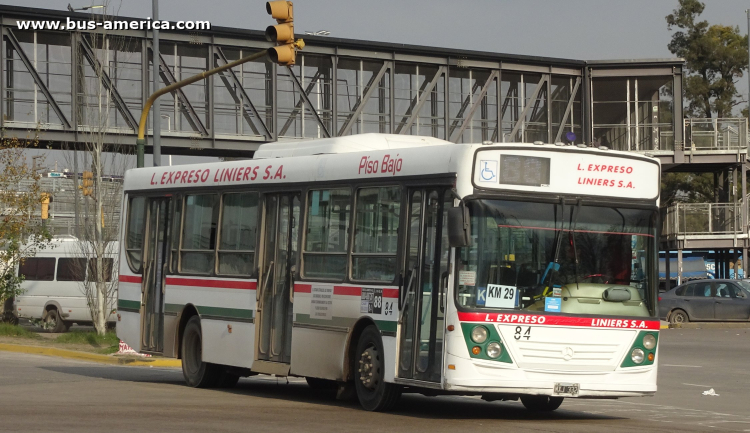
left=353, top=325, right=401, bottom=411
left=181, top=316, right=220, bottom=387
left=520, top=395, right=564, bottom=412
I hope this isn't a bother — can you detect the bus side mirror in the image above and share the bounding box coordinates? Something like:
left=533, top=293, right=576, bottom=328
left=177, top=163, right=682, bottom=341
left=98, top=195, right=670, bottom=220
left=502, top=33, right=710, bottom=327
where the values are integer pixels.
left=447, top=205, right=471, bottom=247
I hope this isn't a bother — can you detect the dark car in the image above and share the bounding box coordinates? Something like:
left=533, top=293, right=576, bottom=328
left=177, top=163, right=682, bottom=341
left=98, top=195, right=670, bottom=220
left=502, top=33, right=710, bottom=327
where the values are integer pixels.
left=659, top=279, right=750, bottom=323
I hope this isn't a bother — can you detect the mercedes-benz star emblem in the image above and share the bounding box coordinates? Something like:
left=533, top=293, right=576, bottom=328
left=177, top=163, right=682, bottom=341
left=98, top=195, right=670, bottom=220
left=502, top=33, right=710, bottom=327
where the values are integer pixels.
left=562, top=346, right=575, bottom=361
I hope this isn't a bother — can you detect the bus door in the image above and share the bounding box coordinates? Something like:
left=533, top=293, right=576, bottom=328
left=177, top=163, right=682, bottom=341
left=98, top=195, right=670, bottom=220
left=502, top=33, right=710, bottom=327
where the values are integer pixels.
left=398, top=188, right=451, bottom=382
left=141, top=196, right=172, bottom=353
left=256, top=192, right=300, bottom=368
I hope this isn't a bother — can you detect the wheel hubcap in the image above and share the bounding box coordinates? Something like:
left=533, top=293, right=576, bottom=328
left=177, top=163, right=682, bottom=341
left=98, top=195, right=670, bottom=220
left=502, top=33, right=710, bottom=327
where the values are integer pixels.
left=358, top=346, right=378, bottom=390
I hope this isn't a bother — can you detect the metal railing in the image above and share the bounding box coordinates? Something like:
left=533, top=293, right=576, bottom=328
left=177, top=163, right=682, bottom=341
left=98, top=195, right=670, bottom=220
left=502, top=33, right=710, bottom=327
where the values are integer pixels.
left=662, top=202, right=743, bottom=236
left=684, top=118, right=748, bottom=151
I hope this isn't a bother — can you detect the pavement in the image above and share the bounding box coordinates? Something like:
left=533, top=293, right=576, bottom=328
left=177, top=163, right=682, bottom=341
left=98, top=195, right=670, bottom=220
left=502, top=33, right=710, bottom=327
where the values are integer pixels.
left=1, top=328, right=749, bottom=432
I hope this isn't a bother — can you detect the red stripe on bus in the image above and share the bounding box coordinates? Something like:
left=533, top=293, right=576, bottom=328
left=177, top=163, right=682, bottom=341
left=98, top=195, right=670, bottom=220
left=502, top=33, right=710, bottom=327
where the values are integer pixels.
left=458, top=312, right=660, bottom=330
left=334, top=285, right=360, bottom=296
left=165, top=277, right=256, bottom=290
left=294, top=284, right=398, bottom=298
left=119, top=275, right=142, bottom=284
left=382, top=289, right=399, bottom=298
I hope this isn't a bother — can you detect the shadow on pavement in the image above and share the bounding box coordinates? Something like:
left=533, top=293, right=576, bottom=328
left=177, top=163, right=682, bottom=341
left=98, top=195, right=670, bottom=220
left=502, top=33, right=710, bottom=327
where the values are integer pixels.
left=39, top=365, right=622, bottom=422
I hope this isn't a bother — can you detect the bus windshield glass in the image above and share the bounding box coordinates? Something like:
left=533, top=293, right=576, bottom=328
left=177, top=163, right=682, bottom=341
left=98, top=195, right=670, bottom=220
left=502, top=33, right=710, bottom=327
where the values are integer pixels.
left=456, top=199, right=657, bottom=317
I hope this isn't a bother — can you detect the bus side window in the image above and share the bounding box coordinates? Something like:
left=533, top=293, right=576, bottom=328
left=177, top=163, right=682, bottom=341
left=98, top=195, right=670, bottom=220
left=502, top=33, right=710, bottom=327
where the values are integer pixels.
left=18, top=257, right=56, bottom=281
left=57, top=258, right=86, bottom=282
left=125, top=196, right=148, bottom=272
left=217, top=192, right=258, bottom=276
left=351, top=186, right=401, bottom=283
left=303, top=188, right=351, bottom=280
left=88, top=258, right=114, bottom=282
left=181, top=194, right=220, bottom=275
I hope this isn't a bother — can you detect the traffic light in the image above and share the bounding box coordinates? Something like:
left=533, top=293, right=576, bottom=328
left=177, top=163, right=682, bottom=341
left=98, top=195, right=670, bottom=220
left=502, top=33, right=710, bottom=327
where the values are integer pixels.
left=265, top=1, right=304, bottom=66
left=40, top=193, right=50, bottom=220
left=81, top=171, right=94, bottom=197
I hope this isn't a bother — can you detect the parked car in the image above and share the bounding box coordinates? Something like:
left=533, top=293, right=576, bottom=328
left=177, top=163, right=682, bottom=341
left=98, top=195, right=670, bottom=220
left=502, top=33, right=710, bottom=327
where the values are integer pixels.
left=659, top=279, right=750, bottom=323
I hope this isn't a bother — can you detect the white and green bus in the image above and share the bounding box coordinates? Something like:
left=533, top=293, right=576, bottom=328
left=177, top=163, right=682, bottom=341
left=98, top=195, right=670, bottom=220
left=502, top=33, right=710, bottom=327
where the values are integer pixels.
left=117, top=133, right=661, bottom=412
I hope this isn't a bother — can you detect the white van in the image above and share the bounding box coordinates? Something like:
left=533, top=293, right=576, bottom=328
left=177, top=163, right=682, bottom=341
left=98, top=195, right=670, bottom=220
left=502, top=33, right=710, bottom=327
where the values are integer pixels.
left=14, top=239, right=118, bottom=332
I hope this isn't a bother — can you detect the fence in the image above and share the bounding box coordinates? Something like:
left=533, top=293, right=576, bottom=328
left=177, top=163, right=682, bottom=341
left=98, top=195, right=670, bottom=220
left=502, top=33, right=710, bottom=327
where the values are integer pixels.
left=684, top=118, right=748, bottom=151
left=662, top=202, right=743, bottom=237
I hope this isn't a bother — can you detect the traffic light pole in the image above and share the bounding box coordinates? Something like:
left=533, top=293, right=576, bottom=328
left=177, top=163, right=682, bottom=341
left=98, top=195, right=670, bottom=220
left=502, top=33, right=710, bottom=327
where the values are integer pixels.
left=136, top=50, right=269, bottom=167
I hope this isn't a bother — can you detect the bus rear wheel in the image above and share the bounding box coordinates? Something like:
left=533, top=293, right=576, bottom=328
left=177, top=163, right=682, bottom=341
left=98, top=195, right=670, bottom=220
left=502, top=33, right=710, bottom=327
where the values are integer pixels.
left=520, top=395, right=564, bottom=412
left=43, top=308, right=66, bottom=333
left=354, top=325, right=401, bottom=411
left=181, top=316, right=220, bottom=388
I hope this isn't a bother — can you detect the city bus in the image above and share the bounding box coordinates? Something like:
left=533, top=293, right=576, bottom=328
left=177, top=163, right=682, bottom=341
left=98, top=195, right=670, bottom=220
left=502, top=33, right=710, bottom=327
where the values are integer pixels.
left=116, top=133, right=661, bottom=412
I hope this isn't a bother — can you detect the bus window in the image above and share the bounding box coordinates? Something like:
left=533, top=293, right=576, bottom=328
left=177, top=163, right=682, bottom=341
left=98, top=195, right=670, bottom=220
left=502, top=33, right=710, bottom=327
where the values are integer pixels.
left=88, top=258, right=114, bottom=282
left=218, top=192, right=258, bottom=275
left=18, top=257, right=55, bottom=281
left=126, top=196, right=147, bottom=272
left=352, top=186, right=401, bottom=282
left=57, top=258, right=86, bottom=281
left=181, top=194, right=219, bottom=274
left=303, top=188, right=351, bottom=279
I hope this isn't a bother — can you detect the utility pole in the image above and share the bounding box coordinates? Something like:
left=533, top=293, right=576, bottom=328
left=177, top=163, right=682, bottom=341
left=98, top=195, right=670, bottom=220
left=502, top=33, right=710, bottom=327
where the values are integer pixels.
left=152, top=0, right=161, bottom=167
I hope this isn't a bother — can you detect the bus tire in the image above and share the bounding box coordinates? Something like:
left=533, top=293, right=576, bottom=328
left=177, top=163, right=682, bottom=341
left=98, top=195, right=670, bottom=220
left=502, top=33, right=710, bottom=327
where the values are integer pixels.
left=354, top=325, right=401, bottom=411
left=669, top=309, right=689, bottom=324
left=44, top=308, right=65, bottom=333
left=181, top=316, right=220, bottom=388
left=520, top=395, right=563, bottom=412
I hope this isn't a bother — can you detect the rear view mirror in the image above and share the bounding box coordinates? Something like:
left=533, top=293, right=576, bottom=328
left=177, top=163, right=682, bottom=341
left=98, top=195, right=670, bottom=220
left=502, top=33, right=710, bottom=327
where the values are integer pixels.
left=447, top=204, right=471, bottom=247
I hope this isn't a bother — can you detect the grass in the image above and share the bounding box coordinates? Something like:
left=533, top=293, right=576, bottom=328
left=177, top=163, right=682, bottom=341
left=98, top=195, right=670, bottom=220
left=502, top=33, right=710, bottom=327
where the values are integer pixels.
left=55, top=331, right=120, bottom=354
left=0, top=323, right=40, bottom=339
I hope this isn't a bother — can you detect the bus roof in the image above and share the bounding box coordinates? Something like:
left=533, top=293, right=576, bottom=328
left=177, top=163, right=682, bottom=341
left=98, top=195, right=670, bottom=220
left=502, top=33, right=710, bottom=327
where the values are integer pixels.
left=253, top=133, right=451, bottom=158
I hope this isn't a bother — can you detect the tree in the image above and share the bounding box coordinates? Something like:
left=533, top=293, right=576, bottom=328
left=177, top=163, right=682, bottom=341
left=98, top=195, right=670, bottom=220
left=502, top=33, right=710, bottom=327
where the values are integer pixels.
left=666, top=0, right=749, bottom=118
left=661, top=172, right=714, bottom=204
left=0, top=136, right=53, bottom=322
left=63, top=3, right=134, bottom=335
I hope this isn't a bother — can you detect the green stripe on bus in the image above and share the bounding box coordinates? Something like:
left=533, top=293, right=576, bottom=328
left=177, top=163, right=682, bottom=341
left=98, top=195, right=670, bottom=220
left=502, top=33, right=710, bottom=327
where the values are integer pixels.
left=164, top=303, right=254, bottom=320
left=118, top=299, right=140, bottom=311
left=164, top=303, right=183, bottom=314
left=295, top=313, right=397, bottom=333
left=374, top=320, right=397, bottom=333
left=197, top=306, right=254, bottom=320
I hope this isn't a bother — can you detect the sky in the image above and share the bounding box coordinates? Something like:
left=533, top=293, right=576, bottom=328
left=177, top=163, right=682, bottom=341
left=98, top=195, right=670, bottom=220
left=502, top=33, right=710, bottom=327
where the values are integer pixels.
left=6, top=0, right=750, bottom=168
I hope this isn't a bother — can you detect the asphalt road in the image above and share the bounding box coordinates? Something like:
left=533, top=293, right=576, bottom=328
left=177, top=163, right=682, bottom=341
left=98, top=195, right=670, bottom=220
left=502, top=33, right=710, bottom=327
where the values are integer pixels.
left=1, top=328, right=749, bottom=433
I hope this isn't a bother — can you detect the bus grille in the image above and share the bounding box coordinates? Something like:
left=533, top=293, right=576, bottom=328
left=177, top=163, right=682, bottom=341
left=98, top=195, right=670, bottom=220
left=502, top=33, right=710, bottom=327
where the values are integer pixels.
left=497, top=325, right=636, bottom=372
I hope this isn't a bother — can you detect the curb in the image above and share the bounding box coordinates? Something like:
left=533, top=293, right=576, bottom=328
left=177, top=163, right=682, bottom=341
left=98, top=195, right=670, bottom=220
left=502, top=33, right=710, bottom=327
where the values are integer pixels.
left=0, top=343, right=182, bottom=367
left=666, top=322, right=750, bottom=329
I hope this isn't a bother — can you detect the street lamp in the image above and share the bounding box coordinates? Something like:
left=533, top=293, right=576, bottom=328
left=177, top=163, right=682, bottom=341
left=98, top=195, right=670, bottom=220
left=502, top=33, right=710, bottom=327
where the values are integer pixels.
left=304, top=30, right=331, bottom=36
left=67, top=4, right=104, bottom=12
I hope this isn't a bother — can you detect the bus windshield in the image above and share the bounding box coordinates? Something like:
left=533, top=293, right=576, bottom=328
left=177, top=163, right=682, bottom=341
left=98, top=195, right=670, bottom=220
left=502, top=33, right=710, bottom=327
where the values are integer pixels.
left=455, top=199, right=657, bottom=317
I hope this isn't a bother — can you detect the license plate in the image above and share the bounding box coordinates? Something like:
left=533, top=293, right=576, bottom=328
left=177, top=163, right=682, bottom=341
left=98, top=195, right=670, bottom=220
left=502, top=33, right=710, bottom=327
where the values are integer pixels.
left=553, top=382, right=579, bottom=397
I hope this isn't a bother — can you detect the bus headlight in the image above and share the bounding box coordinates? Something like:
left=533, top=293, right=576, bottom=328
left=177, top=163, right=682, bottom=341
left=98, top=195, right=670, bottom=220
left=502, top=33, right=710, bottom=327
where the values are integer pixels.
left=486, top=342, right=502, bottom=359
left=642, top=334, right=656, bottom=350
left=471, top=326, right=488, bottom=344
left=631, top=348, right=645, bottom=364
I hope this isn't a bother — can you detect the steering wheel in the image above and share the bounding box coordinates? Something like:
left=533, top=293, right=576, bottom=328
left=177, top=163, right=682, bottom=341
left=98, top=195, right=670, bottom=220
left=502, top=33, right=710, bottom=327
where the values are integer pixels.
left=584, top=274, right=609, bottom=284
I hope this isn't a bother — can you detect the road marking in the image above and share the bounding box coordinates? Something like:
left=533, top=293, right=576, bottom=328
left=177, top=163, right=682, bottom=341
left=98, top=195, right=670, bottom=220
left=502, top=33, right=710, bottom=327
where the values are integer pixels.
left=663, top=364, right=702, bottom=367
left=682, top=382, right=713, bottom=387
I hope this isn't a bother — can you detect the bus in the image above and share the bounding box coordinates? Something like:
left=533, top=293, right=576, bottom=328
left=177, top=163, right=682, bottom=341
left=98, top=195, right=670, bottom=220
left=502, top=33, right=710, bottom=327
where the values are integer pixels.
left=14, top=238, right=118, bottom=332
left=116, top=133, right=661, bottom=412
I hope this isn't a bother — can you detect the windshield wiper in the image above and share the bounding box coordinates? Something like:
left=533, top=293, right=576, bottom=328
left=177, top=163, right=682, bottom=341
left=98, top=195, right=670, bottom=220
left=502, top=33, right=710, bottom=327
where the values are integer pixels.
left=546, top=198, right=565, bottom=290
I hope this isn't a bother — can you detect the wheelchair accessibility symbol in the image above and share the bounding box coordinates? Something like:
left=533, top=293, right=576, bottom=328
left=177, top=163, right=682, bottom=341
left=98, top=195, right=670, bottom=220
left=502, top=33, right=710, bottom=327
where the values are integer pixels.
left=478, top=160, right=497, bottom=182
